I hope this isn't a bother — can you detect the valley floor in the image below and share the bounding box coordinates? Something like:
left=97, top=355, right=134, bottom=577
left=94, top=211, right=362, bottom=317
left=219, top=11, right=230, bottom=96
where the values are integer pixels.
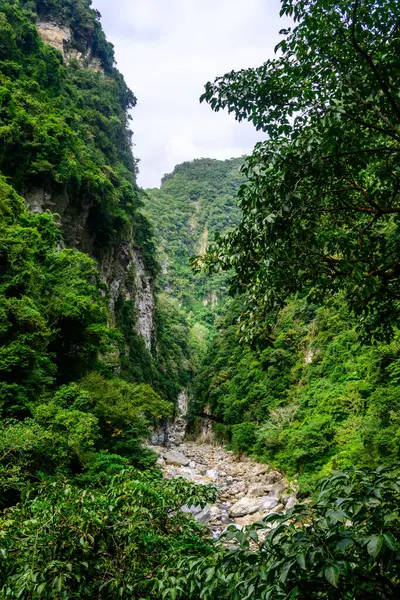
left=151, top=441, right=297, bottom=537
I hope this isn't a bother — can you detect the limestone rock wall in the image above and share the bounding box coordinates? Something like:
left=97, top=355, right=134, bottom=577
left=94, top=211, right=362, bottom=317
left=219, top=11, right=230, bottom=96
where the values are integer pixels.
left=37, top=20, right=103, bottom=73
left=25, top=187, right=155, bottom=351
left=151, top=390, right=189, bottom=447
left=132, top=250, right=155, bottom=351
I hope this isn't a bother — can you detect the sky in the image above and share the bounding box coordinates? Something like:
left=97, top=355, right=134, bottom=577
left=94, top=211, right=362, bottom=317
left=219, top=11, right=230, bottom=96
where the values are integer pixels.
left=92, top=0, right=285, bottom=188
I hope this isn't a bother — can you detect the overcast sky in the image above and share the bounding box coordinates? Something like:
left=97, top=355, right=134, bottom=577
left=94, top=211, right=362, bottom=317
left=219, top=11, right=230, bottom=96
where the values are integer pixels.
left=92, top=0, right=285, bottom=188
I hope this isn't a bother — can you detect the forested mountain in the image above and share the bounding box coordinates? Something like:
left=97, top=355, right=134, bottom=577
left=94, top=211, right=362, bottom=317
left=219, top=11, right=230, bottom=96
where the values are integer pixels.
left=144, top=155, right=400, bottom=495
left=0, top=2, right=212, bottom=595
left=145, top=157, right=243, bottom=324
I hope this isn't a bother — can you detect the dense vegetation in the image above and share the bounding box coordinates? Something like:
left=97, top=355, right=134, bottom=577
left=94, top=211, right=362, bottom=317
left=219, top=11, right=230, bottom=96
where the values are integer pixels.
left=200, top=0, right=400, bottom=344
left=0, top=3, right=213, bottom=594
left=193, top=0, right=400, bottom=491
left=145, top=157, right=243, bottom=324
left=1, top=0, right=400, bottom=598
left=194, top=294, right=400, bottom=491
left=158, top=466, right=400, bottom=599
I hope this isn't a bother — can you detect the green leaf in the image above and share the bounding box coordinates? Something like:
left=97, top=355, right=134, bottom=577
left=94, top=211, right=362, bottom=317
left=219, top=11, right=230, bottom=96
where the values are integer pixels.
left=367, top=535, right=384, bottom=558
left=383, top=532, right=396, bottom=551
left=324, top=565, right=339, bottom=587
left=335, top=538, right=354, bottom=552
left=296, top=553, right=306, bottom=570
left=280, top=560, right=295, bottom=583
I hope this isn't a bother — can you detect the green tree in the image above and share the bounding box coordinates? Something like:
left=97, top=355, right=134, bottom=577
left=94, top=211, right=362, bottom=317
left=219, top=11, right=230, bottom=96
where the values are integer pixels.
left=0, top=177, right=111, bottom=416
left=158, top=466, right=400, bottom=600
left=200, top=0, right=400, bottom=342
left=0, top=469, right=217, bottom=599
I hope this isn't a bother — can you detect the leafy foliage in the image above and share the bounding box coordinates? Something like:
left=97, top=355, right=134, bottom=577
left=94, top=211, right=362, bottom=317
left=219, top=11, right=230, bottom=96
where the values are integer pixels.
left=157, top=466, right=400, bottom=599
left=144, top=157, right=244, bottom=325
left=195, top=294, right=400, bottom=490
left=199, top=0, right=400, bottom=342
left=0, top=0, right=156, bottom=272
left=0, top=469, right=217, bottom=599
left=0, top=176, right=110, bottom=416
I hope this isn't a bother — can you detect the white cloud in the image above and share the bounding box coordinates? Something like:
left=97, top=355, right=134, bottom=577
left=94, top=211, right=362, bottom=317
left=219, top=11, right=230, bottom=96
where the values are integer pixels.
left=92, top=0, right=286, bottom=187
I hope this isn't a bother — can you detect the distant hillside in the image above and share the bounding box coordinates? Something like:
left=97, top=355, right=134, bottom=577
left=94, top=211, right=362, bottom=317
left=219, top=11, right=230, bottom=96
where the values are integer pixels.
left=144, top=157, right=244, bottom=327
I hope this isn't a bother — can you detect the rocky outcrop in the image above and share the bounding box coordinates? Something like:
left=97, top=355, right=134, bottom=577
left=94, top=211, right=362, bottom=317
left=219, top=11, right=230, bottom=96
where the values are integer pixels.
left=152, top=441, right=298, bottom=537
left=37, top=21, right=71, bottom=54
left=24, top=187, right=155, bottom=351
left=133, top=250, right=155, bottom=351
left=37, top=21, right=103, bottom=72
left=151, top=390, right=189, bottom=446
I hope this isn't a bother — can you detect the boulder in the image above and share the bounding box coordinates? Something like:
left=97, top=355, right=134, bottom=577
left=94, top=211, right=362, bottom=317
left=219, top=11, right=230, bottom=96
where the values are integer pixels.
left=235, top=511, right=264, bottom=527
left=258, top=496, right=279, bottom=512
left=179, top=467, right=198, bottom=481
left=248, top=484, right=266, bottom=497
left=285, top=496, right=297, bottom=510
left=181, top=504, right=211, bottom=522
left=210, top=506, right=221, bottom=521
left=264, top=481, right=286, bottom=496
left=206, top=469, right=218, bottom=480
left=195, top=505, right=212, bottom=522
left=164, top=451, right=190, bottom=467
left=229, top=497, right=262, bottom=518
left=265, top=470, right=282, bottom=483
left=251, top=465, right=269, bottom=476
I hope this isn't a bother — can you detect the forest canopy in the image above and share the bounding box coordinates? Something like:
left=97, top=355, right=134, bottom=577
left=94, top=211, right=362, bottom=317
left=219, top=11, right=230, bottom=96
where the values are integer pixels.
left=199, top=0, right=400, bottom=343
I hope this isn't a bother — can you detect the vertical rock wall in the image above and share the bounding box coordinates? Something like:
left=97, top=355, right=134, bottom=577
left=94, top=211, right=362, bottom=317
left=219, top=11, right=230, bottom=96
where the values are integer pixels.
left=132, top=250, right=155, bottom=351
left=25, top=186, right=155, bottom=352
left=151, top=390, right=189, bottom=447
left=37, top=20, right=103, bottom=72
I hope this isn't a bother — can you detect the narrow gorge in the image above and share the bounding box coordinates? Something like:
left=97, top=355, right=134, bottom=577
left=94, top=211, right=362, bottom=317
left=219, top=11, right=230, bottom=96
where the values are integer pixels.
left=1, top=1, right=400, bottom=599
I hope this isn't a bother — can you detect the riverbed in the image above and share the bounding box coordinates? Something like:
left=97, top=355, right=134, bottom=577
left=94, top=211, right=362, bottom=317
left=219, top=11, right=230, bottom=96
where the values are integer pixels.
left=151, top=441, right=297, bottom=537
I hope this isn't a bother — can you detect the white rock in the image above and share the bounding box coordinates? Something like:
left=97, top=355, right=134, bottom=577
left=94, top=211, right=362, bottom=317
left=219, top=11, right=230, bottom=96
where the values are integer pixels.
left=265, top=470, right=282, bottom=484
left=285, top=496, right=297, bottom=510
left=248, top=484, right=266, bottom=497
left=179, top=468, right=198, bottom=481
left=252, top=465, right=269, bottom=476
left=258, top=496, right=279, bottom=512
left=181, top=504, right=211, bottom=522
left=210, top=506, right=221, bottom=520
left=164, top=451, right=190, bottom=467
left=229, top=497, right=262, bottom=518
left=195, top=505, right=211, bottom=522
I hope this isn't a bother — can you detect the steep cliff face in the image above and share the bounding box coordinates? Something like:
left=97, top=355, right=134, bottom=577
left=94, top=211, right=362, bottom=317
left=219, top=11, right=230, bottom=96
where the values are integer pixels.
left=2, top=0, right=156, bottom=351
left=36, top=20, right=103, bottom=72
left=25, top=186, right=155, bottom=351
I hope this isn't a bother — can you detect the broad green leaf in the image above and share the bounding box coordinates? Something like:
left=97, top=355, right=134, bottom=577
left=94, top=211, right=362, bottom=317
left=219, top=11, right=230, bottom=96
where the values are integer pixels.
left=383, top=532, right=396, bottom=551
left=324, top=565, right=339, bottom=587
left=367, top=535, right=384, bottom=558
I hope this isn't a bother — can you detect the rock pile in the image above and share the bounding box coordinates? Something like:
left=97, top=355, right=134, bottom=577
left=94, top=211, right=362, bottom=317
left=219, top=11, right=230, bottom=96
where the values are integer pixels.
left=151, top=441, right=297, bottom=537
